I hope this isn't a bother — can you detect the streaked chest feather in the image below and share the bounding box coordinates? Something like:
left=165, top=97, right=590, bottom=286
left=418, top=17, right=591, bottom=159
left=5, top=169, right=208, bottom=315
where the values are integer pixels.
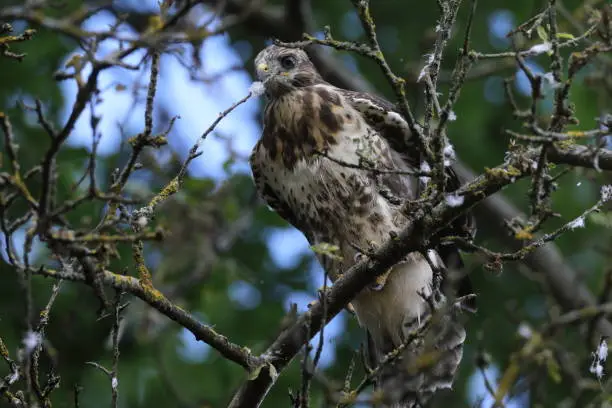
left=261, top=85, right=365, bottom=170
left=255, top=85, right=402, bottom=242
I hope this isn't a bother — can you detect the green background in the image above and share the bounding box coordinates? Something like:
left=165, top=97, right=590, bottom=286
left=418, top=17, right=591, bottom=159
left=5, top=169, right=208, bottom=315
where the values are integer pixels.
left=1, top=0, right=611, bottom=407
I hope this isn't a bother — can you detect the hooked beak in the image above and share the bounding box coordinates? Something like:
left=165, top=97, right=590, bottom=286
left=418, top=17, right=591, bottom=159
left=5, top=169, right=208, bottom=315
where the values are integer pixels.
left=256, top=63, right=269, bottom=81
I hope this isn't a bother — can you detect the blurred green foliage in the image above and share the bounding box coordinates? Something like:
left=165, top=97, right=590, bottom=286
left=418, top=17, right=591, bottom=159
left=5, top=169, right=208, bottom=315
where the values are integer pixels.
left=1, top=0, right=612, bottom=407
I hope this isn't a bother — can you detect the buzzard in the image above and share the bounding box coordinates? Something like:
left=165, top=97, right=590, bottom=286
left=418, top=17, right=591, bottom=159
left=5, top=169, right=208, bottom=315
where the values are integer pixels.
left=250, top=45, right=475, bottom=407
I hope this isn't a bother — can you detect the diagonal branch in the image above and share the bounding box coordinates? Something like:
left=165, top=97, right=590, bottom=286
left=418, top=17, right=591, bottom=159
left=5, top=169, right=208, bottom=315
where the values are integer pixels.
left=32, top=266, right=262, bottom=371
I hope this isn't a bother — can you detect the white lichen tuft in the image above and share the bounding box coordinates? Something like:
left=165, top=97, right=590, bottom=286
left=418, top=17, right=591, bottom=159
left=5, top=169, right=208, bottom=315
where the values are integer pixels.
left=517, top=322, right=533, bottom=339
left=600, top=117, right=610, bottom=134
left=601, top=185, right=612, bottom=202
left=542, top=72, right=562, bottom=90
left=448, top=111, right=457, bottom=121
left=590, top=338, right=608, bottom=381
left=249, top=81, right=266, bottom=96
left=8, top=371, right=19, bottom=384
left=445, top=193, right=464, bottom=207
left=591, top=362, right=604, bottom=380
left=527, top=42, right=552, bottom=55
left=417, top=67, right=428, bottom=83
left=443, top=143, right=456, bottom=166
left=598, top=340, right=609, bottom=362
left=567, top=216, right=586, bottom=230
left=22, top=331, right=42, bottom=354
left=111, top=377, right=119, bottom=390
left=419, top=161, right=431, bottom=186
left=136, top=216, right=148, bottom=229
left=417, top=53, right=435, bottom=82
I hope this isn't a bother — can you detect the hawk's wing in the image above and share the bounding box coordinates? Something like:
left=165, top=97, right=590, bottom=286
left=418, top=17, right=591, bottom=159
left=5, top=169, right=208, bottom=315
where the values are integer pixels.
left=337, top=90, right=419, bottom=166
left=338, top=89, right=476, bottom=299
left=250, top=139, right=306, bottom=235
left=337, top=89, right=476, bottom=406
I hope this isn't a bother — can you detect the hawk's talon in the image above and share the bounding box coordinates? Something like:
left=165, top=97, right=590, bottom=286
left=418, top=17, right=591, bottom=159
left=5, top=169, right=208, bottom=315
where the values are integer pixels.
left=370, top=268, right=393, bottom=291
left=349, top=240, right=378, bottom=261
left=348, top=241, right=367, bottom=257
left=365, top=240, right=379, bottom=257
left=312, top=286, right=355, bottom=315
left=370, top=282, right=384, bottom=291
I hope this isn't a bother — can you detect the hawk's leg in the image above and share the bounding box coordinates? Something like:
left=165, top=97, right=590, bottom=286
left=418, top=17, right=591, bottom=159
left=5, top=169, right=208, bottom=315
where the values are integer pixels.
left=310, top=298, right=355, bottom=316
left=350, top=239, right=393, bottom=291
left=309, top=280, right=356, bottom=315
left=372, top=270, right=393, bottom=291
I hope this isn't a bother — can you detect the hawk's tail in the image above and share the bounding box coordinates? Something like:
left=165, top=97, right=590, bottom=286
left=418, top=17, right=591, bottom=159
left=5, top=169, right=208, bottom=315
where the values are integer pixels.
left=371, top=304, right=467, bottom=407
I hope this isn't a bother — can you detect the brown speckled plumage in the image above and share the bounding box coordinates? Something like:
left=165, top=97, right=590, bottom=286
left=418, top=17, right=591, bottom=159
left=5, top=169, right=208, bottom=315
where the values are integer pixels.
left=250, top=45, right=475, bottom=407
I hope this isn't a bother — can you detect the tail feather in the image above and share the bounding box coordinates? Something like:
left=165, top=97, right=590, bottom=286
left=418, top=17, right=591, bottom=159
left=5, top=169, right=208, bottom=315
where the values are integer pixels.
left=353, top=249, right=474, bottom=407
left=373, top=304, right=467, bottom=407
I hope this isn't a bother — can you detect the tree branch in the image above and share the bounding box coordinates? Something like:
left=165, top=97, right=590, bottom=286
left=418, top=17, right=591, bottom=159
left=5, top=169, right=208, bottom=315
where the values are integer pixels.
left=32, top=266, right=261, bottom=371
left=453, top=161, right=612, bottom=335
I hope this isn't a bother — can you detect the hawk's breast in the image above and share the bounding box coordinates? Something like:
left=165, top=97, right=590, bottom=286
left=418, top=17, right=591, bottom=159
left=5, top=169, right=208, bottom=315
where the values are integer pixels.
left=253, top=84, right=404, bottom=249
left=260, top=85, right=367, bottom=170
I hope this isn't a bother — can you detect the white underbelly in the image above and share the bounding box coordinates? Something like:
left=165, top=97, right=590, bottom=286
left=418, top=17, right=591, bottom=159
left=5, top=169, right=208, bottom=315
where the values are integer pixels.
left=351, top=253, right=434, bottom=348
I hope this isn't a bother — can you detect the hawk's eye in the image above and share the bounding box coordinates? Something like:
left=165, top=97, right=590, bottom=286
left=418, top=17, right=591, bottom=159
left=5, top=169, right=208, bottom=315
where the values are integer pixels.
left=279, top=55, right=297, bottom=70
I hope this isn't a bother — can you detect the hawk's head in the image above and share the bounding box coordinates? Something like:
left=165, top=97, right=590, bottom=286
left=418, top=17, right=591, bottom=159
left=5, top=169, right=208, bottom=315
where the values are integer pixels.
left=254, top=45, right=323, bottom=98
